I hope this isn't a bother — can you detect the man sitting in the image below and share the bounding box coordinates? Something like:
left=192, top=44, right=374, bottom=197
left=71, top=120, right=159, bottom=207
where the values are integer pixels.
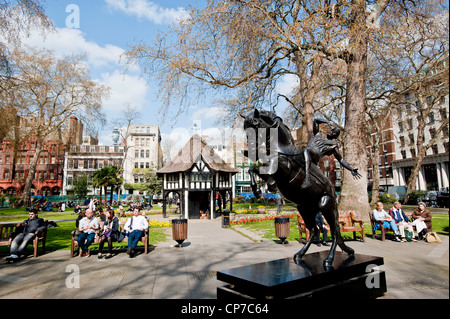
left=77, top=208, right=99, bottom=257
left=389, top=201, right=417, bottom=242
left=124, top=207, right=149, bottom=258
left=6, top=208, right=47, bottom=263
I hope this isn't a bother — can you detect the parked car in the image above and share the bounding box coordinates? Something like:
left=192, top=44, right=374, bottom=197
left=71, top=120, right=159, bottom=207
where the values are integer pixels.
left=436, top=190, right=449, bottom=208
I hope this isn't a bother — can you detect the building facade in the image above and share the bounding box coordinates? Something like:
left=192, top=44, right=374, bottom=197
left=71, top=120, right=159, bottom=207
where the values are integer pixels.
left=0, top=136, right=65, bottom=196
left=391, top=95, right=449, bottom=192
left=62, top=143, right=124, bottom=196
left=122, top=124, right=164, bottom=195
left=157, top=135, right=238, bottom=219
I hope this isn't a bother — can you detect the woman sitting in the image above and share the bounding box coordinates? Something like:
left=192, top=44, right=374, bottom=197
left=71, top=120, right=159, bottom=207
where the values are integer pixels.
left=411, top=202, right=432, bottom=240
left=373, top=202, right=401, bottom=242
left=98, top=208, right=119, bottom=259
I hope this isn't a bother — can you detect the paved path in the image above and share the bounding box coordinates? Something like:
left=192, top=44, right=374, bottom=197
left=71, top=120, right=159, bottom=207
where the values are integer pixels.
left=0, top=217, right=448, bottom=300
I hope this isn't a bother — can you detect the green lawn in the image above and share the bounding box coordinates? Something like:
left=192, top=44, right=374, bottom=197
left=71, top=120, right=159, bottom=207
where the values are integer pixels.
left=232, top=214, right=449, bottom=243
left=0, top=206, right=170, bottom=255
left=0, top=220, right=169, bottom=255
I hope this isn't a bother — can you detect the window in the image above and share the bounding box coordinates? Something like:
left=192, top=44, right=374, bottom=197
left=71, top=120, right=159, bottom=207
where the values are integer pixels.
left=398, top=122, right=404, bottom=133
left=443, top=126, right=449, bottom=138
left=407, top=119, right=413, bottom=130
left=429, top=128, right=436, bottom=138
left=429, top=112, right=435, bottom=124
left=400, top=136, right=405, bottom=147
left=191, top=173, right=211, bottom=182
left=409, top=134, right=414, bottom=145
left=431, top=145, right=438, bottom=155
left=146, top=150, right=150, bottom=158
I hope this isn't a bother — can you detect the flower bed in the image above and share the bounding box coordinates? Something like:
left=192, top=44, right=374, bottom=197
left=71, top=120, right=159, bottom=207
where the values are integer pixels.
left=118, top=217, right=171, bottom=228
left=230, top=213, right=297, bottom=226
left=149, top=220, right=171, bottom=228
left=121, top=211, right=162, bottom=217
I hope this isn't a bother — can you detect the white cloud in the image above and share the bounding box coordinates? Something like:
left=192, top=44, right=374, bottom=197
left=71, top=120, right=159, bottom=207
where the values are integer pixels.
left=276, top=74, right=299, bottom=96
left=100, top=70, right=149, bottom=115
left=105, top=0, right=189, bottom=24
left=190, top=106, right=227, bottom=121
left=22, top=28, right=124, bottom=69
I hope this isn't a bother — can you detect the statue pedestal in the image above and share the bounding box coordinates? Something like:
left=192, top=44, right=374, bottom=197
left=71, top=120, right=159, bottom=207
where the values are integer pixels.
left=217, top=251, right=386, bottom=299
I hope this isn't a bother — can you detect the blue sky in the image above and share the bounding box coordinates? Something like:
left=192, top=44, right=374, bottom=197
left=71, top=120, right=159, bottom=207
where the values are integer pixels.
left=16, top=0, right=297, bottom=152
left=20, top=0, right=237, bottom=148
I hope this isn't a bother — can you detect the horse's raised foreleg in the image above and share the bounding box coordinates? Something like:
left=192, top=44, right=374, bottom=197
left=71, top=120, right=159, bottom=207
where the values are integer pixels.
left=248, top=167, right=262, bottom=198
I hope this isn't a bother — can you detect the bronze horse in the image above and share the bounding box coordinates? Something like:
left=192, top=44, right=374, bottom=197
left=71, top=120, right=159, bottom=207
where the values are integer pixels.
left=241, top=109, right=355, bottom=269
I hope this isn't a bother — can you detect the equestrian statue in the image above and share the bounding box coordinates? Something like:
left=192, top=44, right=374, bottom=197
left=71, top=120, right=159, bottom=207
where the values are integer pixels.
left=240, top=108, right=362, bottom=269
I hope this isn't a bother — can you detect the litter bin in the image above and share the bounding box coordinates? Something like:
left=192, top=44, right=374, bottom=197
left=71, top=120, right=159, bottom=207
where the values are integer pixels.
left=222, top=209, right=230, bottom=228
left=274, top=217, right=290, bottom=244
left=172, top=218, right=188, bottom=247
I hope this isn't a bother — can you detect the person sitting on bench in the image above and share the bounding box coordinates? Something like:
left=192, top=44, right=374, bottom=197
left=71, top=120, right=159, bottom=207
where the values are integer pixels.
left=6, top=208, right=47, bottom=263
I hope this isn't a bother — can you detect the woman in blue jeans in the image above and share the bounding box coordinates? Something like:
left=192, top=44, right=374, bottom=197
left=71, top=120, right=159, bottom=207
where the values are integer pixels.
left=124, top=207, right=149, bottom=258
left=373, top=202, right=401, bottom=242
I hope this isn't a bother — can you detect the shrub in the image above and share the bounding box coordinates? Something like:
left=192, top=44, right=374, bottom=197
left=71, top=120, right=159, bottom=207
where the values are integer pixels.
left=406, top=190, right=427, bottom=205
left=378, top=193, right=395, bottom=204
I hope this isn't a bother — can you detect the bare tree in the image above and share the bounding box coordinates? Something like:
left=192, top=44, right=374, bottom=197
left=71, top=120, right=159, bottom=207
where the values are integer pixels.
left=124, top=0, right=446, bottom=217
left=4, top=47, right=109, bottom=206
left=0, top=0, right=53, bottom=141
left=111, top=103, right=142, bottom=198
left=369, top=2, right=449, bottom=201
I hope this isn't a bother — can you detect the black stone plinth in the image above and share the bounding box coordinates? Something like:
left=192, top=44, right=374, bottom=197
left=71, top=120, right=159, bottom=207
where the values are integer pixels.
left=217, top=251, right=386, bottom=299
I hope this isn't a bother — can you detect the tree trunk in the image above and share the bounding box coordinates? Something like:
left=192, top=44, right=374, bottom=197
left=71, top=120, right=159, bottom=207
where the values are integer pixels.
left=370, top=145, right=381, bottom=204
left=295, top=52, right=322, bottom=147
left=405, top=105, right=427, bottom=202
left=338, top=0, right=371, bottom=220
left=23, top=139, right=43, bottom=207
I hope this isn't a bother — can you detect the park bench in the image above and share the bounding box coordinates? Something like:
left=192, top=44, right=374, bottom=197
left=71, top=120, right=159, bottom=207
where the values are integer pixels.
left=369, top=211, right=413, bottom=241
left=297, top=214, right=330, bottom=242
left=0, top=220, right=49, bottom=257
left=339, top=212, right=365, bottom=242
left=70, top=220, right=149, bottom=257
left=298, top=213, right=365, bottom=242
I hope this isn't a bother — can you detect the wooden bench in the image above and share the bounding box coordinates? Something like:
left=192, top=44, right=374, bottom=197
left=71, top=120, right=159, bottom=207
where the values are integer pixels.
left=70, top=220, right=149, bottom=257
left=298, top=213, right=365, bottom=242
left=339, top=212, right=365, bottom=242
left=0, top=221, right=49, bottom=257
left=297, top=214, right=330, bottom=242
left=369, top=211, right=413, bottom=241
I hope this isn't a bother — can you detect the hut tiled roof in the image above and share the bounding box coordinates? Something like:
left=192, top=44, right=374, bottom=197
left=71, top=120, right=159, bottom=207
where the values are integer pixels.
left=157, top=135, right=238, bottom=174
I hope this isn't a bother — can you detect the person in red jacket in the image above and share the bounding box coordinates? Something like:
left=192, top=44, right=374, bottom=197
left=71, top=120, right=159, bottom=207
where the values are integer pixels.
left=389, top=202, right=416, bottom=242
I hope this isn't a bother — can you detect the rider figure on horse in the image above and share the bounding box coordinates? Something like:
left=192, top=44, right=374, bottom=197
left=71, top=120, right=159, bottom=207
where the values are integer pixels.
left=301, top=118, right=361, bottom=189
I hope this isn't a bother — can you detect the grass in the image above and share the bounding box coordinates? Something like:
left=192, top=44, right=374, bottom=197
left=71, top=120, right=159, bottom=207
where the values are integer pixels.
left=232, top=214, right=449, bottom=243
left=0, top=206, right=170, bottom=255
left=0, top=220, right=170, bottom=255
